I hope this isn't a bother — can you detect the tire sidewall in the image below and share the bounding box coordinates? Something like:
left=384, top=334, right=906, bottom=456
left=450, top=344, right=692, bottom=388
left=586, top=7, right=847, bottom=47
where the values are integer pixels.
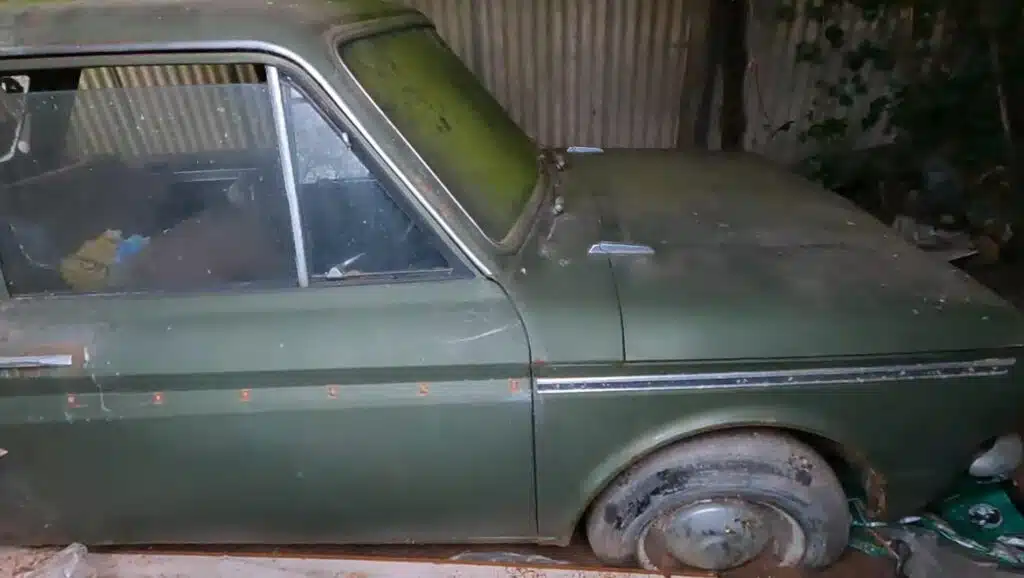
left=585, top=431, right=851, bottom=569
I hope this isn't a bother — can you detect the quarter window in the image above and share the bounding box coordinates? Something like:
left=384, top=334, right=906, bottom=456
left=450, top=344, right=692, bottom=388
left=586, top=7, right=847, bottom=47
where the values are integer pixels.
left=281, top=76, right=449, bottom=281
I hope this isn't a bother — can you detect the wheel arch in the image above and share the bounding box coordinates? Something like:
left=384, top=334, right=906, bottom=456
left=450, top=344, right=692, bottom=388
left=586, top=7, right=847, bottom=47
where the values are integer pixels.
left=558, top=419, right=887, bottom=544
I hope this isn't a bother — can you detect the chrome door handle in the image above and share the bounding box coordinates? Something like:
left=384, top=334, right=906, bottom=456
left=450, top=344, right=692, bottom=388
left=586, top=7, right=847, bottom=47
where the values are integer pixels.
left=0, top=354, right=73, bottom=369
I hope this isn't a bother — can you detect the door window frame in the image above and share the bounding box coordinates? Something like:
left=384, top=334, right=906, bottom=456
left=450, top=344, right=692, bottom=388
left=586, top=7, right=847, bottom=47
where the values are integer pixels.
left=274, top=69, right=470, bottom=287
left=0, top=50, right=476, bottom=301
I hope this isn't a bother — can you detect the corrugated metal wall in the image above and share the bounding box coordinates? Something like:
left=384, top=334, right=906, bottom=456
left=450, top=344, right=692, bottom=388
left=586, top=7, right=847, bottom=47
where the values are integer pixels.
left=24, top=0, right=922, bottom=164
left=742, top=1, right=925, bottom=161
left=68, top=64, right=273, bottom=158
left=404, top=0, right=913, bottom=161
left=404, top=0, right=710, bottom=149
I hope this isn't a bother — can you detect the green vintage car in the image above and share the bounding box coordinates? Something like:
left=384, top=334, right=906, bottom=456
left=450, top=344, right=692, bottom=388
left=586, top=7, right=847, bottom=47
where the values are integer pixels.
left=0, top=0, right=1021, bottom=573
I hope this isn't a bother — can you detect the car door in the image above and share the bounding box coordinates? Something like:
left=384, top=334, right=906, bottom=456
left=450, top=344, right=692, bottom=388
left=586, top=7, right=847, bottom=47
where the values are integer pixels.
left=0, top=56, right=535, bottom=546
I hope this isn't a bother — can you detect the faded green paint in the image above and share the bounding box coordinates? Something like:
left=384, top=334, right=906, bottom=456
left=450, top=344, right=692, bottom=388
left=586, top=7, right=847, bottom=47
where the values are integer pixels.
left=545, top=150, right=1024, bottom=360
left=342, top=28, right=539, bottom=244
left=0, top=381, right=526, bottom=425
left=534, top=361, right=1024, bottom=536
left=0, top=0, right=1023, bottom=557
left=492, top=163, right=623, bottom=364
left=506, top=147, right=1024, bottom=534
left=0, top=0, right=406, bottom=51
left=0, top=278, right=535, bottom=545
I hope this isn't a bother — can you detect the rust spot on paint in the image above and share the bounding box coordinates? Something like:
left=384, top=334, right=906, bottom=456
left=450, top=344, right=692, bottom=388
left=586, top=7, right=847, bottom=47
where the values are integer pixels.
left=509, top=378, right=521, bottom=393
left=864, top=465, right=888, bottom=518
left=240, top=389, right=252, bottom=403
left=417, top=383, right=429, bottom=396
left=152, top=392, right=164, bottom=406
left=326, top=385, right=339, bottom=399
left=844, top=447, right=889, bottom=519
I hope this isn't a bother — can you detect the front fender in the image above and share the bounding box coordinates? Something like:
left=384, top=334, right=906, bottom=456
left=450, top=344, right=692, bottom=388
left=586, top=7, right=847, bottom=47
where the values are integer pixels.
left=533, top=374, right=1011, bottom=542
left=535, top=397, right=867, bottom=541
left=578, top=408, right=860, bottom=512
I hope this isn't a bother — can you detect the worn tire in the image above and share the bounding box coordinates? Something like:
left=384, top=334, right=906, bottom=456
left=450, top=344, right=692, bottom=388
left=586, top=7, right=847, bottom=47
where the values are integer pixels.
left=585, top=428, right=850, bottom=570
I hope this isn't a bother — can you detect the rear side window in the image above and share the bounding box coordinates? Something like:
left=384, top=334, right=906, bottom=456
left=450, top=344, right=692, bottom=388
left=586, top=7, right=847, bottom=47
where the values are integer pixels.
left=281, top=75, right=450, bottom=280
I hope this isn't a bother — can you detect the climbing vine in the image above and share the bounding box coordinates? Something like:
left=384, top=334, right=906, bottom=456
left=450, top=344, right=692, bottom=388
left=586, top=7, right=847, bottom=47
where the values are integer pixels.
left=773, top=0, right=1020, bottom=203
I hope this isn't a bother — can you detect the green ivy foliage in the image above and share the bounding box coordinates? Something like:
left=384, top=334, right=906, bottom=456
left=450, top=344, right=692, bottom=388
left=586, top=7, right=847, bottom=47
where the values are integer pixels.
left=773, top=0, right=1015, bottom=192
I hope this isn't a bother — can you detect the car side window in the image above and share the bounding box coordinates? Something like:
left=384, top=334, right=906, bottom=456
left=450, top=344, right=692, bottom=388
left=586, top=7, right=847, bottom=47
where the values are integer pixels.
left=281, top=76, right=450, bottom=281
left=0, top=64, right=298, bottom=296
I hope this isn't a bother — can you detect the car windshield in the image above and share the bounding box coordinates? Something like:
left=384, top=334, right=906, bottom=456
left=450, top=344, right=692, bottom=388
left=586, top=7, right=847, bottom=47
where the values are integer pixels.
left=340, top=27, right=539, bottom=244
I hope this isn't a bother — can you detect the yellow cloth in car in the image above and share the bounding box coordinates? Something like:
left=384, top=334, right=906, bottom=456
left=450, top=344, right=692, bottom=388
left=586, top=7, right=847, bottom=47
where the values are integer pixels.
left=59, top=229, right=122, bottom=291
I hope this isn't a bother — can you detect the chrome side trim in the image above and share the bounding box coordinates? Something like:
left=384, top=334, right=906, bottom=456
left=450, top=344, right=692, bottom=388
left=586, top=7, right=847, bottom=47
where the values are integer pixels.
left=567, top=146, right=604, bottom=154
left=0, top=354, right=74, bottom=369
left=588, top=241, right=656, bottom=256
left=267, top=66, right=310, bottom=288
left=536, top=358, right=1016, bottom=394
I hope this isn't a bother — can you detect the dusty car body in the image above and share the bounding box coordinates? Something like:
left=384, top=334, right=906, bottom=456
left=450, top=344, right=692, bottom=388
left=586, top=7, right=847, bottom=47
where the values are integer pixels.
left=0, top=0, right=1021, bottom=573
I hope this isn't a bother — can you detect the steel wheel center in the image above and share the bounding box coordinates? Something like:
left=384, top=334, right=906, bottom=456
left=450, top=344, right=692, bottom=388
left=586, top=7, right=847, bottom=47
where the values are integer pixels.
left=654, top=499, right=773, bottom=571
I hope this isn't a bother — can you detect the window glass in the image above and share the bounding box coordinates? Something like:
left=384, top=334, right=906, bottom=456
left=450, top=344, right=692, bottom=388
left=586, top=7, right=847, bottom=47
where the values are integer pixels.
left=282, top=77, right=450, bottom=280
left=0, top=75, right=30, bottom=164
left=340, top=28, right=539, bottom=243
left=0, top=64, right=297, bottom=295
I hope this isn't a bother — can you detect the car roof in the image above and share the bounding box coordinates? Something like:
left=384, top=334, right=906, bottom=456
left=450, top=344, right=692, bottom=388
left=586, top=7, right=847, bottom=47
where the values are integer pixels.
left=0, top=0, right=422, bottom=57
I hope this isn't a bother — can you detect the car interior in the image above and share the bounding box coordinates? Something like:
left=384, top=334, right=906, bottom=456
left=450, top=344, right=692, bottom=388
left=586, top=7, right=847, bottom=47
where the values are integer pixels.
left=0, top=67, right=449, bottom=295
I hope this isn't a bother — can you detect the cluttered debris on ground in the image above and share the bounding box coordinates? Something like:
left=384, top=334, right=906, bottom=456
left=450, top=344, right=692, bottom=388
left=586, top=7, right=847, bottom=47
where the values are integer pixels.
left=846, top=463, right=1024, bottom=578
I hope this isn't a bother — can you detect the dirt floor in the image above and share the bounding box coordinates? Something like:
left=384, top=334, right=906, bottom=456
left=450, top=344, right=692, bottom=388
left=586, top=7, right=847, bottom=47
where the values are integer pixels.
left=724, top=550, right=894, bottom=578
left=100, top=542, right=897, bottom=577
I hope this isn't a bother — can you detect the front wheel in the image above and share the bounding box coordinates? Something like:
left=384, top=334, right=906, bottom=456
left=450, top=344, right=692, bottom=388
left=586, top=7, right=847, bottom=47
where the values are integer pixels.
left=585, top=429, right=851, bottom=573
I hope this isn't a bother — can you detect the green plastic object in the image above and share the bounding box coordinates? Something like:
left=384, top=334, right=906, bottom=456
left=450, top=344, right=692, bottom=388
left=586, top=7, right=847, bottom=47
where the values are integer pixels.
left=849, top=476, right=1024, bottom=569
left=937, top=477, right=1024, bottom=545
